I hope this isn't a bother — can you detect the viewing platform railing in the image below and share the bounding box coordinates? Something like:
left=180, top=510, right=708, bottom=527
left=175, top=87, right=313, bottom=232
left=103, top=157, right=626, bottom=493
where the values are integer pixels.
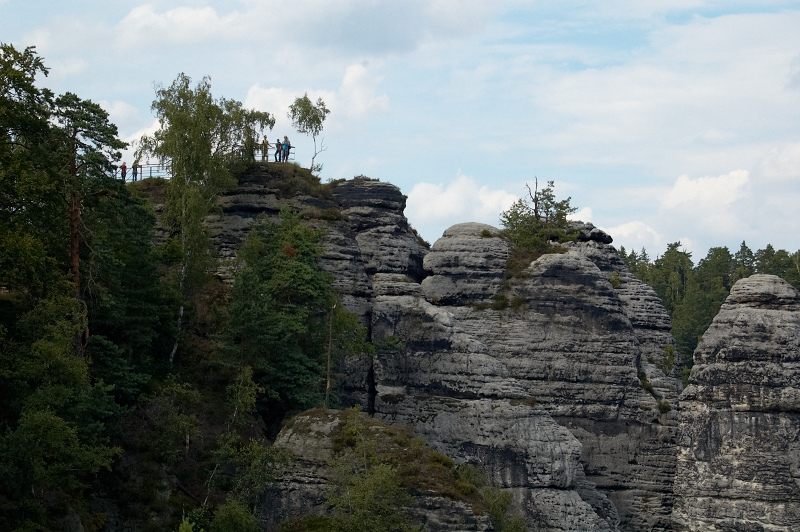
left=116, top=146, right=295, bottom=182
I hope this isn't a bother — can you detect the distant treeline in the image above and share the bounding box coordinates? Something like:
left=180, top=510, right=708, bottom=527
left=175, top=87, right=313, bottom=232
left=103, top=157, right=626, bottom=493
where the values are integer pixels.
left=618, top=242, right=800, bottom=372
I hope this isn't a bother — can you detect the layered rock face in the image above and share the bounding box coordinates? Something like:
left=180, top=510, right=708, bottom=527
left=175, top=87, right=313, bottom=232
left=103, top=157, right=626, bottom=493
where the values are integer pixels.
left=209, top=170, right=800, bottom=531
left=369, top=223, right=682, bottom=531
left=205, top=168, right=428, bottom=323
left=672, top=275, right=800, bottom=531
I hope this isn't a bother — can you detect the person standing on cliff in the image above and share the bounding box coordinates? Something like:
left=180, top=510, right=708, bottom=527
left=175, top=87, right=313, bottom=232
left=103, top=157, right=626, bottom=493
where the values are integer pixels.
left=282, top=136, right=291, bottom=162
left=261, top=135, right=270, bottom=162
left=120, top=161, right=127, bottom=181
left=274, top=138, right=281, bottom=162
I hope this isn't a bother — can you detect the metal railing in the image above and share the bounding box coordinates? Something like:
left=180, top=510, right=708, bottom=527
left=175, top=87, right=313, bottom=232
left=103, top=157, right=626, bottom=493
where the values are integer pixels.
left=115, top=146, right=296, bottom=182
left=252, top=146, right=296, bottom=163
left=117, top=163, right=171, bottom=182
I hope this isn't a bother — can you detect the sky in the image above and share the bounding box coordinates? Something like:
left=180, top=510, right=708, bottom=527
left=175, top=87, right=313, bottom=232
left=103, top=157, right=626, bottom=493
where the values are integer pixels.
left=3, top=1, right=800, bottom=260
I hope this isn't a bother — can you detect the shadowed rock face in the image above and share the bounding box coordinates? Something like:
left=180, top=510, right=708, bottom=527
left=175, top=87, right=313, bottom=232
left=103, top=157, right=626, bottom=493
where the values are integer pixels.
left=673, top=275, right=800, bottom=531
left=205, top=169, right=428, bottom=324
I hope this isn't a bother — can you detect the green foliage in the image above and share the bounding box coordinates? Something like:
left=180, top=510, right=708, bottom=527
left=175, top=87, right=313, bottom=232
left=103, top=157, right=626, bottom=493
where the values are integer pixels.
left=482, top=486, right=527, bottom=532
left=210, top=499, right=258, bottom=532
left=281, top=408, right=529, bottom=532
left=659, top=345, right=676, bottom=375
left=137, top=73, right=274, bottom=365
left=500, top=180, right=578, bottom=253
left=178, top=518, right=201, bottom=532
left=268, top=162, right=333, bottom=199
left=0, top=44, right=184, bottom=530
left=374, top=335, right=406, bottom=353
left=657, top=400, right=672, bottom=414
left=0, top=295, right=122, bottom=530
left=288, top=93, right=330, bottom=173
left=500, top=180, right=578, bottom=277
left=624, top=240, right=800, bottom=372
left=326, top=408, right=419, bottom=532
left=491, top=293, right=509, bottom=310
left=136, top=378, right=201, bottom=464
left=226, top=366, right=264, bottom=427
left=228, top=207, right=370, bottom=428
left=211, top=431, right=288, bottom=505
left=638, top=372, right=654, bottom=394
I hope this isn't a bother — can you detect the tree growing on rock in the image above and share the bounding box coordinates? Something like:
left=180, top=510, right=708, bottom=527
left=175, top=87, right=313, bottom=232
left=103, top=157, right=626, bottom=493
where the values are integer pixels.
left=500, top=178, right=578, bottom=272
left=137, top=73, right=275, bottom=365
left=288, top=93, right=329, bottom=174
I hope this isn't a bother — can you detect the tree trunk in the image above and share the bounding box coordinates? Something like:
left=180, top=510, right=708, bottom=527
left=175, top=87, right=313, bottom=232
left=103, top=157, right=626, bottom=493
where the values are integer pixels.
left=169, top=169, right=189, bottom=366
left=70, top=191, right=81, bottom=299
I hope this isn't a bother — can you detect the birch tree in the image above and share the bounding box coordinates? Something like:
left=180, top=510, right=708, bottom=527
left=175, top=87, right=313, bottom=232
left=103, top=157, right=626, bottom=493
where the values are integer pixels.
left=288, top=93, right=329, bottom=173
left=138, top=74, right=274, bottom=365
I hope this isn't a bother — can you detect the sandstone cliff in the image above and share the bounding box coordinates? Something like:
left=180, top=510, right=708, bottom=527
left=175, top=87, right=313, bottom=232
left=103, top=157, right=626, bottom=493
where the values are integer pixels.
left=202, top=168, right=798, bottom=531
left=369, top=223, right=681, bottom=531
left=672, top=274, right=800, bottom=531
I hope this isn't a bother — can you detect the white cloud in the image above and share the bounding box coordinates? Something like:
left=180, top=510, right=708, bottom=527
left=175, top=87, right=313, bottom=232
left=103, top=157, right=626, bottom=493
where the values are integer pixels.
left=568, top=206, right=593, bottom=223
left=756, top=142, right=800, bottom=182
left=662, top=170, right=749, bottom=209
left=604, top=220, right=662, bottom=253
left=116, top=5, right=237, bottom=48
left=118, top=119, right=161, bottom=168
left=50, top=57, right=89, bottom=78
left=243, top=62, right=387, bottom=134
left=406, top=174, right=517, bottom=241
left=244, top=85, right=297, bottom=117
left=338, top=64, right=390, bottom=118
left=100, top=100, right=140, bottom=128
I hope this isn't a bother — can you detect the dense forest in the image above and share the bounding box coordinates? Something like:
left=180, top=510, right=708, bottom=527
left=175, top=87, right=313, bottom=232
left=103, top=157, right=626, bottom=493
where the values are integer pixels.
left=0, top=44, right=378, bottom=531
left=3, top=43, right=800, bottom=531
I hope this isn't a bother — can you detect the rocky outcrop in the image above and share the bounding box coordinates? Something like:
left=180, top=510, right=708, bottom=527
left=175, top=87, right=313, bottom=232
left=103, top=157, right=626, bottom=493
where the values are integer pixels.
left=205, top=167, right=428, bottom=323
left=257, top=409, right=494, bottom=531
left=566, top=224, right=683, bottom=404
left=420, top=223, right=509, bottom=306
left=204, top=169, right=798, bottom=531
left=672, top=275, right=800, bottom=531
left=367, top=223, right=682, bottom=531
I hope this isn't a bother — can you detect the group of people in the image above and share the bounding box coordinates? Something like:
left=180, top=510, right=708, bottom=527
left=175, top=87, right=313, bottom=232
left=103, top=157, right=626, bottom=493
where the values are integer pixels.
left=118, top=161, right=140, bottom=181
left=262, top=135, right=292, bottom=162
left=118, top=135, right=291, bottom=182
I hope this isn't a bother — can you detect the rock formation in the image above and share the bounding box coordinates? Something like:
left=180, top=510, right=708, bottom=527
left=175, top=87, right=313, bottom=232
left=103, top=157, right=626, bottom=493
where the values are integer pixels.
left=370, top=223, right=681, bottom=531
left=205, top=167, right=428, bottom=324
left=672, top=275, right=800, bottom=531
left=198, top=168, right=799, bottom=531
left=258, top=409, right=495, bottom=531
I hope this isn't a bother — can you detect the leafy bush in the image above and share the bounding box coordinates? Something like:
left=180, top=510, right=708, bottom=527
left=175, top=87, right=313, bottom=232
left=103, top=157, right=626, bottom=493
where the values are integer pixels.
left=659, top=345, right=676, bottom=374
left=499, top=180, right=578, bottom=281
left=210, top=499, right=258, bottom=532
left=500, top=180, right=578, bottom=256
left=638, top=371, right=654, bottom=394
